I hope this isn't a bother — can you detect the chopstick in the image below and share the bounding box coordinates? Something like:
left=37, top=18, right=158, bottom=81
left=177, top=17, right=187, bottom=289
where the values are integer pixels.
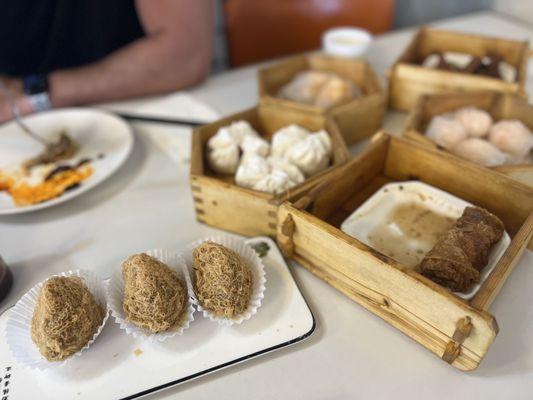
left=116, top=112, right=207, bottom=127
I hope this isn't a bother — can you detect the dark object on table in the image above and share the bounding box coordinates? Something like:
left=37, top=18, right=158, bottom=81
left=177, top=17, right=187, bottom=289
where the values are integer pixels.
left=0, top=256, right=13, bottom=304
left=419, top=206, right=504, bottom=292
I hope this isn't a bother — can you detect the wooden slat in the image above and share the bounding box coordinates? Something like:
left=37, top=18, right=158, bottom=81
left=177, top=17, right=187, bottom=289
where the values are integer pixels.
left=278, top=203, right=498, bottom=371
left=471, top=212, right=533, bottom=310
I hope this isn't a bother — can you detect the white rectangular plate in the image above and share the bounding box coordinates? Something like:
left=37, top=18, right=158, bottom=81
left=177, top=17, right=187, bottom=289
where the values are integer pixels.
left=0, top=237, right=315, bottom=400
left=340, top=181, right=510, bottom=299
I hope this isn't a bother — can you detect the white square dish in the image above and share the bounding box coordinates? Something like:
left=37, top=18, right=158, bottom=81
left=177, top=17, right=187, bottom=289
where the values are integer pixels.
left=340, top=181, right=510, bottom=300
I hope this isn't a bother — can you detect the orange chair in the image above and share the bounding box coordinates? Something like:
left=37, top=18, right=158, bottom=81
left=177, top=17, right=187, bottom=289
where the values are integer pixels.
left=224, top=0, right=395, bottom=67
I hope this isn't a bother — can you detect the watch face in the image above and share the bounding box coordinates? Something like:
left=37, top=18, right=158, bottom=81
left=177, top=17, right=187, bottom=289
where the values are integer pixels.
left=23, top=74, right=48, bottom=95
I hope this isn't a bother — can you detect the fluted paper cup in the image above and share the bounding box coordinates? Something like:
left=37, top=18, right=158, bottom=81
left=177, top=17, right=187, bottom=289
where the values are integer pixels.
left=107, top=249, right=195, bottom=342
left=185, top=236, right=266, bottom=326
left=5, top=269, right=109, bottom=370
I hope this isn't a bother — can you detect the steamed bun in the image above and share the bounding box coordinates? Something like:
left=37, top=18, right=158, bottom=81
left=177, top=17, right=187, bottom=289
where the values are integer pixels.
left=235, top=155, right=270, bottom=189
left=278, top=71, right=331, bottom=104
left=271, top=124, right=310, bottom=157
left=207, top=144, right=240, bottom=175
left=252, top=170, right=294, bottom=195
left=285, top=132, right=331, bottom=176
left=241, top=135, right=270, bottom=157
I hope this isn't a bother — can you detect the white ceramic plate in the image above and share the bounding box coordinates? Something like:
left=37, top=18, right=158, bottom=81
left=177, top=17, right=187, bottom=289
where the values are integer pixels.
left=340, top=181, right=510, bottom=299
left=0, top=237, right=315, bottom=400
left=0, top=108, right=133, bottom=215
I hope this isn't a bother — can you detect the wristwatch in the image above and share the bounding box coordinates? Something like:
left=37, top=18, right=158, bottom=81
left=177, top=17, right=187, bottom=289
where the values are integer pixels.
left=23, top=74, right=52, bottom=111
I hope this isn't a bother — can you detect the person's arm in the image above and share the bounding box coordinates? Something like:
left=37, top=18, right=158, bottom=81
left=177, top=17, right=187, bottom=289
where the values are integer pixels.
left=0, top=0, right=213, bottom=120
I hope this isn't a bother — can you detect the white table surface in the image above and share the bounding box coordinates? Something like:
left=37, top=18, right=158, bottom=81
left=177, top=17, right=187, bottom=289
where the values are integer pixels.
left=1, top=10, right=532, bottom=400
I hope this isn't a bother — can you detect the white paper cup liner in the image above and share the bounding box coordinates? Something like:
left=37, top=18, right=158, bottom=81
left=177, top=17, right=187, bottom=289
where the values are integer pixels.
left=185, top=236, right=266, bottom=326
left=108, top=249, right=195, bottom=342
left=5, top=269, right=110, bottom=371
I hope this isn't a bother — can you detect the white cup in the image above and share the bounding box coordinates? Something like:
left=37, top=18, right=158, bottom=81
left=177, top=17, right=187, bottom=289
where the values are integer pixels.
left=322, top=27, right=373, bottom=58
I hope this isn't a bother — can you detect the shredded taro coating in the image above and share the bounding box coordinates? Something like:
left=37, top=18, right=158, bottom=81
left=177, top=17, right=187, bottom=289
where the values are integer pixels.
left=193, top=242, right=253, bottom=319
left=122, top=253, right=188, bottom=333
left=31, top=276, right=105, bottom=362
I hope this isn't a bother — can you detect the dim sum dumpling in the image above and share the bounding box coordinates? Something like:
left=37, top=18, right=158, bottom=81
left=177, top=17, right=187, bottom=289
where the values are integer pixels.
left=241, top=135, right=270, bottom=157
left=284, top=132, right=332, bottom=177
left=425, top=115, right=467, bottom=150
left=314, top=76, right=361, bottom=109
left=227, top=120, right=259, bottom=144
left=489, top=120, right=533, bottom=161
left=207, top=127, right=236, bottom=149
left=207, top=144, right=240, bottom=175
left=454, top=107, right=493, bottom=138
left=278, top=71, right=332, bottom=104
left=452, top=138, right=508, bottom=166
left=268, top=156, right=305, bottom=185
left=252, top=170, right=295, bottom=195
left=271, top=124, right=310, bottom=157
left=235, top=155, right=270, bottom=189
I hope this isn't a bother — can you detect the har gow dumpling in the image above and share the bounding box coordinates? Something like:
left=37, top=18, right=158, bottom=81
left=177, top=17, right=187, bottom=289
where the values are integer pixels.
left=271, top=124, right=310, bottom=157
left=489, top=120, right=533, bottom=161
left=452, top=138, right=508, bottom=166
left=425, top=116, right=467, bottom=150
left=454, top=107, right=493, bottom=138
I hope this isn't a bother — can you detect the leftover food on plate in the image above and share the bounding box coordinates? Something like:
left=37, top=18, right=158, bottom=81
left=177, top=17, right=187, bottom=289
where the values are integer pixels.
left=24, top=131, right=78, bottom=168
left=206, top=120, right=332, bottom=194
left=31, top=276, right=105, bottom=362
left=192, top=242, right=253, bottom=319
left=421, top=51, right=517, bottom=82
left=277, top=70, right=362, bottom=109
left=122, top=253, right=188, bottom=333
left=367, top=202, right=456, bottom=268
left=340, top=181, right=509, bottom=296
left=0, top=159, right=93, bottom=206
left=424, top=106, right=533, bottom=166
left=420, top=206, right=504, bottom=292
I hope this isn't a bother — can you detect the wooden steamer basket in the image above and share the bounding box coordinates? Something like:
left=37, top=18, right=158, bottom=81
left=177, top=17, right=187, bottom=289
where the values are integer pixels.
left=190, top=104, right=350, bottom=237
left=258, top=53, right=386, bottom=145
left=276, top=133, right=533, bottom=371
left=388, top=27, right=529, bottom=111
left=404, top=91, right=533, bottom=187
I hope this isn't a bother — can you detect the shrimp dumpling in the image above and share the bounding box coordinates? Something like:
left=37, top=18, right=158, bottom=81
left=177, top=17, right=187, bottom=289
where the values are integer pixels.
left=271, top=124, right=310, bottom=157
left=452, top=138, right=508, bottom=167
left=425, top=116, right=467, bottom=150
left=454, top=107, right=493, bottom=138
left=489, top=120, right=533, bottom=161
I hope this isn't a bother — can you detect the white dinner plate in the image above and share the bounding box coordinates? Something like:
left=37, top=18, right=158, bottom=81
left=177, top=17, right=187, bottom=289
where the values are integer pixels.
left=340, top=181, right=510, bottom=300
left=0, top=108, right=133, bottom=215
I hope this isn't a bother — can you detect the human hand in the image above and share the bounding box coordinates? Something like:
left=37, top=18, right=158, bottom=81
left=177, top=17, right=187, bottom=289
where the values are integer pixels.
left=0, top=76, right=34, bottom=124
